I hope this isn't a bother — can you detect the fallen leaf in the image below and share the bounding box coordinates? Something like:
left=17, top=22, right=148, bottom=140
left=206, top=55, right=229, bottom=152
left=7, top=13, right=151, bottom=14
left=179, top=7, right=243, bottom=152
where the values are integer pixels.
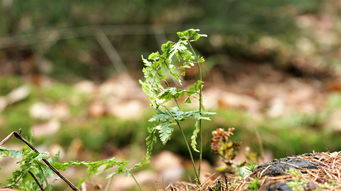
left=31, top=119, right=60, bottom=138
left=6, top=85, right=30, bottom=104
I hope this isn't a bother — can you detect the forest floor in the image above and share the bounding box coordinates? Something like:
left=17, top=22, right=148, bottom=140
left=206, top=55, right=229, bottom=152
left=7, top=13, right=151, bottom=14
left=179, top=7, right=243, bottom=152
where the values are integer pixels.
left=0, top=60, right=340, bottom=190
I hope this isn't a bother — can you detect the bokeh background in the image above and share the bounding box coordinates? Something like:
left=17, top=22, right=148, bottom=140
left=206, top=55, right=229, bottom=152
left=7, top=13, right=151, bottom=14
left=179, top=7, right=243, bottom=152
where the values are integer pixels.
left=0, top=0, right=341, bottom=190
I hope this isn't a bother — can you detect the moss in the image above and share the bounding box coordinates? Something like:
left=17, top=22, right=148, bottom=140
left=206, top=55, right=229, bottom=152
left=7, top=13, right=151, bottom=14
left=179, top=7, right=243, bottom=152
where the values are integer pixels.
left=0, top=79, right=340, bottom=161
left=0, top=76, right=24, bottom=96
left=1, top=98, right=34, bottom=136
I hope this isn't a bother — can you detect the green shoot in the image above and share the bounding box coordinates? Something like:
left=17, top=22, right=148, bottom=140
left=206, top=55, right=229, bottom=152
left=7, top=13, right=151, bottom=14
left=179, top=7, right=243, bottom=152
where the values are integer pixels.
left=140, top=29, right=214, bottom=184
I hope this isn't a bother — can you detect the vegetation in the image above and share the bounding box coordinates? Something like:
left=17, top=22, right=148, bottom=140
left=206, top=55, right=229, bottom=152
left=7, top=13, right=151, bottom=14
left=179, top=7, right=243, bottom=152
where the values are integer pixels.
left=140, top=29, right=214, bottom=183
left=0, top=1, right=340, bottom=190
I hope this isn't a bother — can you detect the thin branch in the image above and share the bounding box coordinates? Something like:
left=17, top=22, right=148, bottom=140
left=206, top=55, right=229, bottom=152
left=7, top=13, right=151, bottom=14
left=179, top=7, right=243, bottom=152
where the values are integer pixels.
left=28, top=171, right=45, bottom=191
left=0, top=132, right=14, bottom=145
left=1, top=132, right=80, bottom=191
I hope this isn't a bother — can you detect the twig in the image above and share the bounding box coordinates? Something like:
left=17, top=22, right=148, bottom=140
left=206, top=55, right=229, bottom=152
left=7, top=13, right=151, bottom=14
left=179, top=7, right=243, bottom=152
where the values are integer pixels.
left=0, top=132, right=14, bottom=145
left=1, top=131, right=80, bottom=191
left=28, top=171, right=45, bottom=191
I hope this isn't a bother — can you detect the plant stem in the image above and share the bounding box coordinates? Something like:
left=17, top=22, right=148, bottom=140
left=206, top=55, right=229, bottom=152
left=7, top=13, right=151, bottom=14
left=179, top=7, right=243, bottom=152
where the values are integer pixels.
left=197, top=62, right=203, bottom=181
left=162, top=106, right=200, bottom=184
left=28, top=171, right=45, bottom=191
left=176, top=120, right=201, bottom=184
left=131, top=173, right=143, bottom=191
left=188, top=42, right=204, bottom=181
left=104, top=176, right=114, bottom=191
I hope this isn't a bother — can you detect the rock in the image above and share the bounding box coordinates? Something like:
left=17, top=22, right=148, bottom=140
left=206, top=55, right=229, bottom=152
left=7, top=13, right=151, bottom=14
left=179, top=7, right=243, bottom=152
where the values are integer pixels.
left=111, top=171, right=158, bottom=191
left=30, top=102, right=69, bottom=120
left=152, top=151, right=184, bottom=184
left=74, top=80, right=96, bottom=94
left=266, top=182, right=292, bottom=191
left=7, top=85, right=30, bottom=105
left=31, top=119, right=61, bottom=137
left=252, top=154, right=323, bottom=191
left=254, top=157, right=317, bottom=177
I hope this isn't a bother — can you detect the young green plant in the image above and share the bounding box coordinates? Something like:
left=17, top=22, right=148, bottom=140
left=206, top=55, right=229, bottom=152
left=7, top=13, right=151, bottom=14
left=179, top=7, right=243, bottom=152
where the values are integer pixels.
left=0, top=131, right=145, bottom=191
left=140, top=29, right=215, bottom=184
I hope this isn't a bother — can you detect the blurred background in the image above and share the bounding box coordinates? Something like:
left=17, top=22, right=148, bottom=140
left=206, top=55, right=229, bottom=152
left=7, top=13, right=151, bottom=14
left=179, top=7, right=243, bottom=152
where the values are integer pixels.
left=0, top=0, right=341, bottom=190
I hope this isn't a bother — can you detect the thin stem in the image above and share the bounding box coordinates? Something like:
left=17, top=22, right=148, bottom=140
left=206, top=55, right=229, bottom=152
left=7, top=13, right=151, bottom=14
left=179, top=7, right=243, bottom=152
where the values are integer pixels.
left=161, top=105, right=200, bottom=184
left=131, top=173, right=143, bottom=191
left=0, top=132, right=80, bottom=191
left=188, top=42, right=204, bottom=181
left=36, top=162, right=49, bottom=188
left=174, top=97, right=180, bottom=109
left=28, top=171, right=45, bottom=191
left=104, top=176, right=114, bottom=191
left=176, top=120, right=200, bottom=184
left=197, top=62, right=203, bottom=181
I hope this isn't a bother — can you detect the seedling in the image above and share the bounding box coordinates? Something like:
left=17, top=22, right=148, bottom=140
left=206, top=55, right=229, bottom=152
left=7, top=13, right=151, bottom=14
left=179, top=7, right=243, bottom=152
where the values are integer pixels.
left=140, top=29, right=215, bottom=183
left=0, top=29, right=213, bottom=190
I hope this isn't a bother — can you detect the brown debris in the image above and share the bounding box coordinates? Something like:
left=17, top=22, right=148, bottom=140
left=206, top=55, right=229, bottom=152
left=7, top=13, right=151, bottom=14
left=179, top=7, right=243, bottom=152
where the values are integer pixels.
left=167, top=151, right=341, bottom=191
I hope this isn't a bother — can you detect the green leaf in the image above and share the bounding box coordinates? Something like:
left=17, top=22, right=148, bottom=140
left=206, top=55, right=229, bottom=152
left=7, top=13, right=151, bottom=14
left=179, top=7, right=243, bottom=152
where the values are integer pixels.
left=145, top=127, right=157, bottom=160
left=5, top=147, right=54, bottom=190
left=53, top=157, right=129, bottom=184
left=190, top=80, right=203, bottom=92
left=148, top=51, right=161, bottom=61
left=185, top=97, right=191, bottom=103
left=158, top=87, right=184, bottom=102
left=141, top=56, right=152, bottom=67
left=191, top=121, right=200, bottom=152
left=177, top=29, right=207, bottom=42
left=155, top=122, right=174, bottom=144
left=248, top=178, right=261, bottom=190
left=0, top=146, right=22, bottom=158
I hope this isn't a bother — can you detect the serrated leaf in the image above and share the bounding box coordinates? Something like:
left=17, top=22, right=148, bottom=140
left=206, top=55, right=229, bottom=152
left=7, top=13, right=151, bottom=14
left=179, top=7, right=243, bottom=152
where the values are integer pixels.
left=148, top=51, right=160, bottom=61
left=145, top=127, right=157, bottom=160
left=158, top=87, right=184, bottom=102
left=0, top=146, right=22, bottom=158
left=141, top=56, right=152, bottom=67
left=191, top=121, right=200, bottom=152
left=155, top=122, right=174, bottom=144
left=53, top=157, right=129, bottom=184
